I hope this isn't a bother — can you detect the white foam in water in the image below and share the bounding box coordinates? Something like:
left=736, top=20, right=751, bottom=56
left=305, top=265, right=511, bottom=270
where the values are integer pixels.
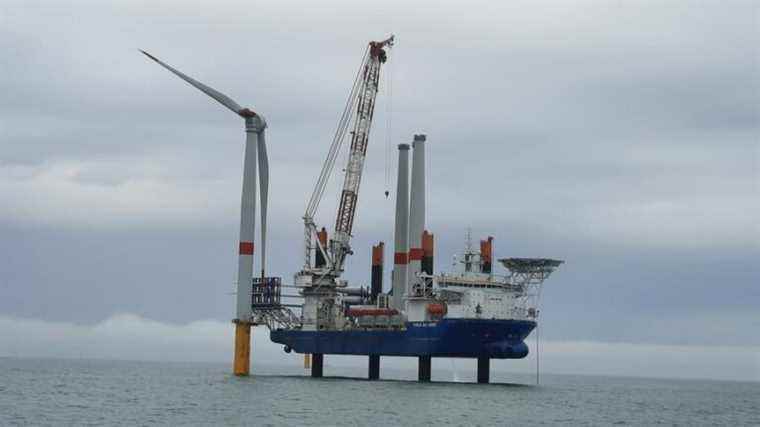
left=450, top=359, right=463, bottom=383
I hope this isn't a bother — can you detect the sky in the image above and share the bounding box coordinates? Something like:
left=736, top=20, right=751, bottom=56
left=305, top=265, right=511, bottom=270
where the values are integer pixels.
left=1, top=0, right=758, bottom=381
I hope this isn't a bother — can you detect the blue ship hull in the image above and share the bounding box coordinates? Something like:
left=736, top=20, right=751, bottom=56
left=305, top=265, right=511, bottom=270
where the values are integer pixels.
left=270, top=318, right=536, bottom=359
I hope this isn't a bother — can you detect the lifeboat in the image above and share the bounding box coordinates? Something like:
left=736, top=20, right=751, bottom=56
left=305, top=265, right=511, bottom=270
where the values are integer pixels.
left=426, top=303, right=447, bottom=316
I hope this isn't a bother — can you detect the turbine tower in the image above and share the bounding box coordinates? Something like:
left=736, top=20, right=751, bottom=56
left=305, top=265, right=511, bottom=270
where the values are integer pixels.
left=141, top=50, right=268, bottom=376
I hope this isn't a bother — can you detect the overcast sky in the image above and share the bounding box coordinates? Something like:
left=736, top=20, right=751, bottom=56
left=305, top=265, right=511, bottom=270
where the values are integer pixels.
left=1, top=0, right=757, bottom=380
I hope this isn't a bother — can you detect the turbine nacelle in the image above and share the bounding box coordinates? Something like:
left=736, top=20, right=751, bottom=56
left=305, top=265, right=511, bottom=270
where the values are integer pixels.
left=238, top=107, right=260, bottom=119
left=242, top=111, right=267, bottom=133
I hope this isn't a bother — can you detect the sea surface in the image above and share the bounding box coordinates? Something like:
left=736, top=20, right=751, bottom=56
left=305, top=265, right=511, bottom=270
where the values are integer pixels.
left=0, top=357, right=757, bottom=426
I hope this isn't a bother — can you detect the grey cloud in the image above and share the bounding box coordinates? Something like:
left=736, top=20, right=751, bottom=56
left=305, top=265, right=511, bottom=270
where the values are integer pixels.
left=0, top=0, right=757, bottom=358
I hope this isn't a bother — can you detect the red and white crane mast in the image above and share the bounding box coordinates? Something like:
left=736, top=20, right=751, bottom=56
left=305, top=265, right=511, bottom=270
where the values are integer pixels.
left=302, top=36, right=394, bottom=279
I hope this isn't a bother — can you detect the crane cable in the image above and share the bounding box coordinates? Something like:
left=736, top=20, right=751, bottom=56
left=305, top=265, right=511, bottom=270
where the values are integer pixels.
left=384, top=43, right=394, bottom=197
left=536, top=317, right=540, bottom=385
left=305, top=46, right=370, bottom=219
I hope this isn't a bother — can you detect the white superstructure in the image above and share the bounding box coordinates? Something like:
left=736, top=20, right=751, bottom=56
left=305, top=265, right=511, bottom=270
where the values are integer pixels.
left=392, top=231, right=563, bottom=324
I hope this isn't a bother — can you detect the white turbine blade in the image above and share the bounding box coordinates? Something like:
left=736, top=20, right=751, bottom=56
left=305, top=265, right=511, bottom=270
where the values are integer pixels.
left=140, top=50, right=243, bottom=115
left=257, top=129, right=269, bottom=276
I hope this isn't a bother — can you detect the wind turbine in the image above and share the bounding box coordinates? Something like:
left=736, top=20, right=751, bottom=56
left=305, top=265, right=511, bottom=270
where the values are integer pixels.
left=140, top=50, right=267, bottom=376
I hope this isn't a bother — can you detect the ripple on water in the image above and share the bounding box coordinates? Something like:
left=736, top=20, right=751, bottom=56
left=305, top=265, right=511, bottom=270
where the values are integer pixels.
left=1, top=359, right=758, bottom=426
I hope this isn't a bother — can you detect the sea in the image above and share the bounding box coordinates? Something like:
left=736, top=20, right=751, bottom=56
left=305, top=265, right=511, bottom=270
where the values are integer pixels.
left=1, top=357, right=757, bottom=426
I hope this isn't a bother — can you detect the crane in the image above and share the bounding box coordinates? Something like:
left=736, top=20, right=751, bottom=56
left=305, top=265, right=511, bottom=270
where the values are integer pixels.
left=302, top=36, right=394, bottom=282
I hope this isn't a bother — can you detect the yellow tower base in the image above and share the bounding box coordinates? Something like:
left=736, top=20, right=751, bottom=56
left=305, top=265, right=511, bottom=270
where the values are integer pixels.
left=233, top=321, right=251, bottom=376
left=303, top=353, right=311, bottom=369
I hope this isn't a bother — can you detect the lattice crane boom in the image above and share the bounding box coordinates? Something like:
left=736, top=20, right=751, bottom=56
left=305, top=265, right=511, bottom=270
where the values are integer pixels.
left=302, top=36, right=394, bottom=275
